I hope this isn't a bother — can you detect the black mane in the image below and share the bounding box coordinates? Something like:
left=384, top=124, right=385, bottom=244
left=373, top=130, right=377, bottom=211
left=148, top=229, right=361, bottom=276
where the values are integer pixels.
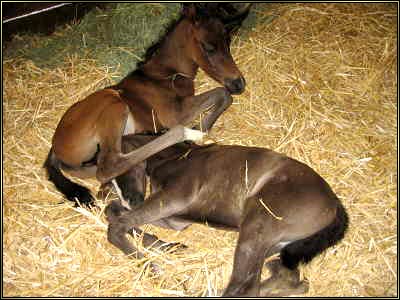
left=141, top=15, right=185, bottom=66
left=138, top=3, right=225, bottom=65
left=125, top=3, right=227, bottom=79
left=122, top=13, right=183, bottom=79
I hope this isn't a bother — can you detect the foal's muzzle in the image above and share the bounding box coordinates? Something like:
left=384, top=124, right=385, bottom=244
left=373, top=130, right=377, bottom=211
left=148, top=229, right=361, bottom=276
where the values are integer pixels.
left=225, top=76, right=246, bottom=95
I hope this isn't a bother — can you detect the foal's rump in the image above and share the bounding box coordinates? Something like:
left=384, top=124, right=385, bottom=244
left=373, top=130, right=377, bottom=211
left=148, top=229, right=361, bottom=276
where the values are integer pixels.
left=186, top=144, right=349, bottom=271
left=52, top=88, right=129, bottom=167
left=279, top=201, right=349, bottom=270
left=46, top=88, right=131, bottom=206
left=251, top=155, right=349, bottom=269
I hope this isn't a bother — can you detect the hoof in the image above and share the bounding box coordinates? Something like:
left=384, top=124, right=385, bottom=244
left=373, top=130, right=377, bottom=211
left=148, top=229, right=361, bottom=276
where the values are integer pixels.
left=293, top=280, right=309, bottom=295
left=149, top=262, right=163, bottom=275
left=261, top=279, right=310, bottom=297
left=105, top=200, right=129, bottom=222
left=97, top=182, right=113, bottom=200
left=159, top=242, right=188, bottom=252
left=198, top=289, right=221, bottom=297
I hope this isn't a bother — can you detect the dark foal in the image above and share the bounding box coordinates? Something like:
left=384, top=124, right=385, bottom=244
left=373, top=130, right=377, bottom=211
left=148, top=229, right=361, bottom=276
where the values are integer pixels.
left=106, top=134, right=349, bottom=297
left=44, top=3, right=251, bottom=206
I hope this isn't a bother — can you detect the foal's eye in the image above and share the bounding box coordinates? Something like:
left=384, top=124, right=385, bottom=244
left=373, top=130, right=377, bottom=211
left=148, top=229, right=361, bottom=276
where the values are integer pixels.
left=202, top=42, right=217, bottom=55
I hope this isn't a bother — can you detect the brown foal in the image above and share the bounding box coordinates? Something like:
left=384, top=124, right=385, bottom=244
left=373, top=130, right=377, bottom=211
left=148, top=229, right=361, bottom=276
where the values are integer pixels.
left=44, top=4, right=251, bottom=206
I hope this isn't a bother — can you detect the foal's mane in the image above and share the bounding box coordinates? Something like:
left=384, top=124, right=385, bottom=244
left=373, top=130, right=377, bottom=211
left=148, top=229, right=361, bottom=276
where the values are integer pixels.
left=141, top=4, right=221, bottom=65
left=126, top=4, right=222, bottom=78
left=139, top=14, right=184, bottom=67
left=124, top=13, right=184, bottom=79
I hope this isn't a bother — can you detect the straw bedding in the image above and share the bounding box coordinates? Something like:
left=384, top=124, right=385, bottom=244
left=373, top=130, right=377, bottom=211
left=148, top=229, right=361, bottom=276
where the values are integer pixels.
left=3, top=3, right=397, bottom=297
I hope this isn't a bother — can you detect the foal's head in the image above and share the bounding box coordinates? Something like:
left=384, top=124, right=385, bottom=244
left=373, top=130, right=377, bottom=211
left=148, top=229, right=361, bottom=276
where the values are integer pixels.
left=182, top=4, right=250, bottom=95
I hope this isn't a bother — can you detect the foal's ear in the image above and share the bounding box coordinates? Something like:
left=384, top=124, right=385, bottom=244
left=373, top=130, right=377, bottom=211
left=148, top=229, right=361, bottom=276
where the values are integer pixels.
left=182, top=3, right=197, bottom=21
left=221, top=3, right=252, bottom=36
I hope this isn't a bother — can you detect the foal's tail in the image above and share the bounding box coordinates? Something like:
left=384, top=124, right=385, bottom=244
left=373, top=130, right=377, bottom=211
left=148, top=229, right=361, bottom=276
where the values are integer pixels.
left=43, top=148, right=94, bottom=206
left=280, top=201, right=349, bottom=270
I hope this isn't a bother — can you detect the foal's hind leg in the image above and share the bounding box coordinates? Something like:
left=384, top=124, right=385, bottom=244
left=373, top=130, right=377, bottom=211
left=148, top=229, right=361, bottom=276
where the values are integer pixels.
left=222, top=213, right=275, bottom=296
left=180, top=87, right=233, bottom=132
left=95, top=100, right=133, bottom=183
left=259, top=259, right=309, bottom=297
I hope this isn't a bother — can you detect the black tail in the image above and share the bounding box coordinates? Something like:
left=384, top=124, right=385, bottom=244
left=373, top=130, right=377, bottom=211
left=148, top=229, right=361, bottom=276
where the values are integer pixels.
left=280, top=202, right=349, bottom=270
left=43, top=148, right=94, bottom=206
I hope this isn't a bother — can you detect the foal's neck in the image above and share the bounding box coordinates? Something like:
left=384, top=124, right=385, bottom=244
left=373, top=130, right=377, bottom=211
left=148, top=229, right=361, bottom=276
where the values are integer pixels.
left=142, top=19, right=198, bottom=80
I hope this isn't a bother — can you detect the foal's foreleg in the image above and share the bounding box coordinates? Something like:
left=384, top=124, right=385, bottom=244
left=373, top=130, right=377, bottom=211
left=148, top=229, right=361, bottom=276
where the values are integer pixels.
left=107, top=191, right=188, bottom=257
left=180, top=87, right=233, bottom=132
left=105, top=201, right=174, bottom=256
left=97, top=123, right=204, bottom=183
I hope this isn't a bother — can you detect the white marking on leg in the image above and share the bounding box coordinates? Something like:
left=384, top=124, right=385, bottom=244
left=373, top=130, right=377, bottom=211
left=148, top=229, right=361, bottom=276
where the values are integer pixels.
left=111, top=179, right=131, bottom=210
left=183, top=127, right=205, bottom=141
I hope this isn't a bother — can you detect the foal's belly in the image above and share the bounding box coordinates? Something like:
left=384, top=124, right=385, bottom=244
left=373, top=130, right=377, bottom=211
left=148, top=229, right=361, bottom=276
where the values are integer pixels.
left=181, top=177, right=248, bottom=228
left=158, top=145, right=285, bottom=229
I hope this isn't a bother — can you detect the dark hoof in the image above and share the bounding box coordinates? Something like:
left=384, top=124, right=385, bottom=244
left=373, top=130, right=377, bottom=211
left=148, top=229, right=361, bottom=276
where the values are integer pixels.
left=293, top=280, right=309, bottom=295
left=149, top=262, right=163, bottom=275
left=262, top=279, right=310, bottom=297
left=97, top=181, right=114, bottom=200
left=198, top=289, right=222, bottom=297
left=105, top=200, right=129, bottom=222
left=159, top=242, right=188, bottom=252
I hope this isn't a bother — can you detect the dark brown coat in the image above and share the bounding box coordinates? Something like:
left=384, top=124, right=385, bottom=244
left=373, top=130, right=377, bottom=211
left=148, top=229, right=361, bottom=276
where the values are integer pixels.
left=106, top=134, right=349, bottom=297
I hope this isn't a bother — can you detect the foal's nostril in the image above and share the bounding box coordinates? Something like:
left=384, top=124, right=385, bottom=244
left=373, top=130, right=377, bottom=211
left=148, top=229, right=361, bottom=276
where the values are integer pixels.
left=235, top=77, right=246, bottom=92
left=225, top=77, right=246, bottom=95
